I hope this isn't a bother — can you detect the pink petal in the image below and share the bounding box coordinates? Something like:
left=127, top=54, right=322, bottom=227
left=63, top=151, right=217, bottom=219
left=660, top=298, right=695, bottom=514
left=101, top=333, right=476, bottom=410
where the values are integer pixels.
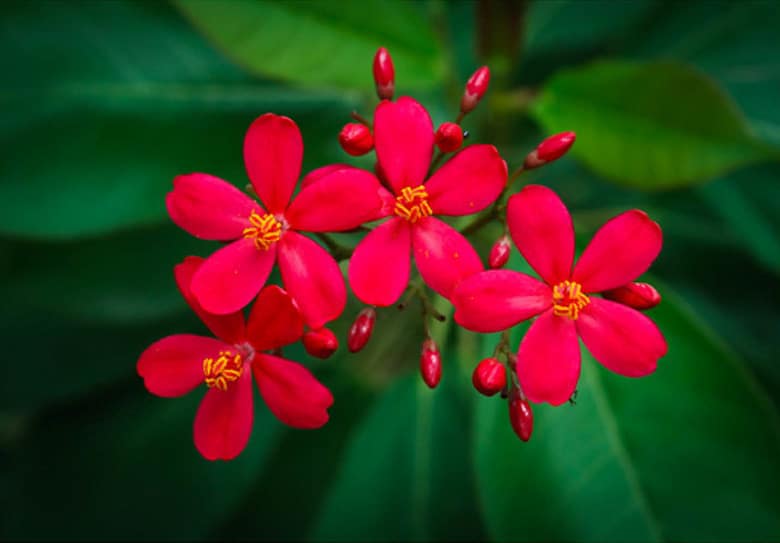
left=137, top=334, right=225, bottom=398
left=576, top=297, right=667, bottom=377
left=253, top=354, right=333, bottom=429
left=246, top=285, right=304, bottom=351
left=300, top=163, right=354, bottom=189
left=572, top=210, right=663, bottom=293
left=194, top=368, right=254, bottom=461
left=174, top=256, right=246, bottom=345
left=348, top=217, right=411, bottom=306
left=166, top=173, right=258, bottom=240
left=517, top=310, right=581, bottom=406
left=507, top=185, right=574, bottom=286
left=452, top=270, right=551, bottom=333
left=277, top=231, right=346, bottom=330
left=244, top=113, right=303, bottom=213
left=373, top=97, right=434, bottom=193
left=286, top=168, right=389, bottom=232
left=191, top=238, right=277, bottom=315
left=425, top=145, right=507, bottom=215
left=411, top=217, right=483, bottom=299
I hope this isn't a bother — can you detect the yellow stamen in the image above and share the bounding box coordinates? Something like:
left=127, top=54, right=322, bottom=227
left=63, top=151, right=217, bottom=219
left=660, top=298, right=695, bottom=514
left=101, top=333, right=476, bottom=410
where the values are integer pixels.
left=394, top=185, right=433, bottom=223
left=552, top=280, right=590, bottom=320
left=243, top=211, right=282, bottom=250
left=203, top=350, right=243, bottom=391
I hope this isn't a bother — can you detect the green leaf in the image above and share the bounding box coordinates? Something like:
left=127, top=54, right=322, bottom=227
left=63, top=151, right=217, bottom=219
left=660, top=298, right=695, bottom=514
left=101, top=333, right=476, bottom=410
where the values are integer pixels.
left=175, top=0, right=444, bottom=93
left=475, top=286, right=780, bottom=541
left=531, top=60, right=777, bottom=189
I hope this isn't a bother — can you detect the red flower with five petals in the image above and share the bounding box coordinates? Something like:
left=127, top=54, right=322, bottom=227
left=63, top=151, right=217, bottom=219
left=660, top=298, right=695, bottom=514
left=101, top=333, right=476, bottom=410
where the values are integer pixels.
left=137, top=257, right=333, bottom=461
left=452, top=185, right=667, bottom=405
left=349, top=97, right=508, bottom=305
left=167, top=113, right=386, bottom=326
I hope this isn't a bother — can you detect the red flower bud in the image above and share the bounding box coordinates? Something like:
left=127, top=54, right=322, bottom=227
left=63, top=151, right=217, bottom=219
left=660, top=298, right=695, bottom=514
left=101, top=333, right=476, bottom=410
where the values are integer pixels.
left=420, top=338, right=442, bottom=389
left=472, top=358, right=507, bottom=396
left=339, top=123, right=374, bottom=156
left=508, top=393, right=533, bottom=442
left=603, top=282, right=661, bottom=310
left=373, top=47, right=395, bottom=100
left=524, top=131, right=576, bottom=169
left=488, top=235, right=511, bottom=269
left=302, top=327, right=338, bottom=359
left=460, top=66, right=490, bottom=114
left=348, top=307, right=376, bottom=353
left=434, top=122, right=463, bottom=153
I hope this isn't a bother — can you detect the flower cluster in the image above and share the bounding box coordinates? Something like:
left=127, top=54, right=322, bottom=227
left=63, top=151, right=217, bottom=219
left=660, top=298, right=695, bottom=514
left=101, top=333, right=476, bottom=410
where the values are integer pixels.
left=138, top=47, right=667, bottom=459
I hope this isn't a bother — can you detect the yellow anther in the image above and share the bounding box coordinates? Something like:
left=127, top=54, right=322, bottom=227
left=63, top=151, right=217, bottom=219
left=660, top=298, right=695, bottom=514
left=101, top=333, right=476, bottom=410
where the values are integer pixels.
left=552, top=280, right=590, bottom=320
left=394, top=185, right=433, bottom=223
left=243, top=211, right=282, bottom=250
left=203, top=350, right=243, bottom=391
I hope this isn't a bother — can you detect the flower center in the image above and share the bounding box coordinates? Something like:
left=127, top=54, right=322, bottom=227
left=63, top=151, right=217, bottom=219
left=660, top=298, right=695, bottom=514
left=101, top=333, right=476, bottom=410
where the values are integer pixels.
left=203, top=350, right=243, bottom=391
left=552, top=280, right=590, bottom=320
left=394, top=185, right=433, bottom=223
left=243, top=211, right=282, bottom=250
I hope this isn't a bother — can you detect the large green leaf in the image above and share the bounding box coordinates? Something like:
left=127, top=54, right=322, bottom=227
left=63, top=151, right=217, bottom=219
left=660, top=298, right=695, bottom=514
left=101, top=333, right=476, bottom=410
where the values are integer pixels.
left=175, top=0, right=444, bottom=93
left=531, top=60, right=777, bottom=189
left=475, top=287, right=780, bottom=541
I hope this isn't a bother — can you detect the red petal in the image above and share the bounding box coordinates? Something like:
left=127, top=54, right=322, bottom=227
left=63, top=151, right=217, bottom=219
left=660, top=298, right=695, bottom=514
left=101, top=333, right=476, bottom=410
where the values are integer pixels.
left=452, top=270, right=551, bottom=333
left=348, top=218, right=411, bottom=306
left=425, top=145, right=507, bottom=216
left=137, top=334, right=222, bottom=397
left=572, top=210, right=663, bottom=293
left=286, top=168, right=388, bottom=232
left=577, top=298, right=667, bottom=377
left=277, top=231, right=346, bottom=330
left=174, top=256, right=246, bottom=344
left=191, top=238, right=277, bottom=315
left=244, top=113, right=303, bottom=213
left=373, top=97, right=434, bottom=193
left=166, top=173, right=258, bottom=240
left=246, top=285, right=304, bottom=351
left=517, top=310, right=581, bottom=406
left=411, top=217, right=483, bottom=299
left=253, top=354, right=333, bottom=429
left=300, top=164, right=354, bottom=189
left=507, top=185, right=574, bottom=286
left=194, top=368, right=254, bottom=461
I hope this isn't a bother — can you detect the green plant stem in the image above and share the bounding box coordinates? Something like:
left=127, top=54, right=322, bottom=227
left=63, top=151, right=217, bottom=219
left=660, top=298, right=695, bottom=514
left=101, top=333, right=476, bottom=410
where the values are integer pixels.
left=314, top=232, right=352, bottom=261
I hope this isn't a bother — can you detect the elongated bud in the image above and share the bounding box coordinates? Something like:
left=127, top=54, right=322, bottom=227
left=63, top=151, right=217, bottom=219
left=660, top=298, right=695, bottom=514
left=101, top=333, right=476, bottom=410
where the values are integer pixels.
left=603, top=282, right=661, bottom=310
left=435, top=122, right=463, bottom=153
left=508, top=392, right=533, bottom=442
left=472, top=358, right=507, bottom=396
left=373, top=47, right=395, bottom=100
left=488, top=235, right=511, bottom=269
left=348, top=308, right=376, bottom=353
left=302, top=327, right=338, bottom=359
left=339, top=123, right=374, bottom=156
left=524, top=131, right=576, bottom=169
left=420, top=338, right=442, bottom=389
left=460, top=66, right=490, bottom=114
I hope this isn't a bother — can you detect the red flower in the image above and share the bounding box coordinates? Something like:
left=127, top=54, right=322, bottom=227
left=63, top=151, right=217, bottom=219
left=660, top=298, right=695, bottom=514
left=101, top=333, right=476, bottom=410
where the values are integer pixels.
left=348, top=97, right=507, bottom=305
left=452, top=185, right=667, bottom=405
left=137, top=257, right=333, bottom=461
left=166, top=114, right=386, bottom=327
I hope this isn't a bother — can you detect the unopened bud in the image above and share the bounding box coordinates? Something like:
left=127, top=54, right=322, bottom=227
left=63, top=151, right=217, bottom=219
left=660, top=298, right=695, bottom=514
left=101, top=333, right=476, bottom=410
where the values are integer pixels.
left=435, top=122, right=463, bottom=153
left=488, top=235, right=511, bottom=269
left=302, top=327, right=338, bottom=359
left=524, top=131, right=576, bottom=169
left=472, top=358, right=507, bottom=396
left=348, top=307, right=376, bottom=353
left=373, top=47, right=395, bottom=100
left=460, top=66, right=490, bottom=114
left=508, top=392, right=533, bottom=442
left=339, top=123, right=374, bottom=156
left=603, top=282, right=661, bottom=310
left=420, top=338, right=442, bottom=389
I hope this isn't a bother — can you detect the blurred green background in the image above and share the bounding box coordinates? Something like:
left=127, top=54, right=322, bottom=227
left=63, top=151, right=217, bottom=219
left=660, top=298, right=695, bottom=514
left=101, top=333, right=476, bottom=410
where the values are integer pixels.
left=1, top=0, right=779, bottom=540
